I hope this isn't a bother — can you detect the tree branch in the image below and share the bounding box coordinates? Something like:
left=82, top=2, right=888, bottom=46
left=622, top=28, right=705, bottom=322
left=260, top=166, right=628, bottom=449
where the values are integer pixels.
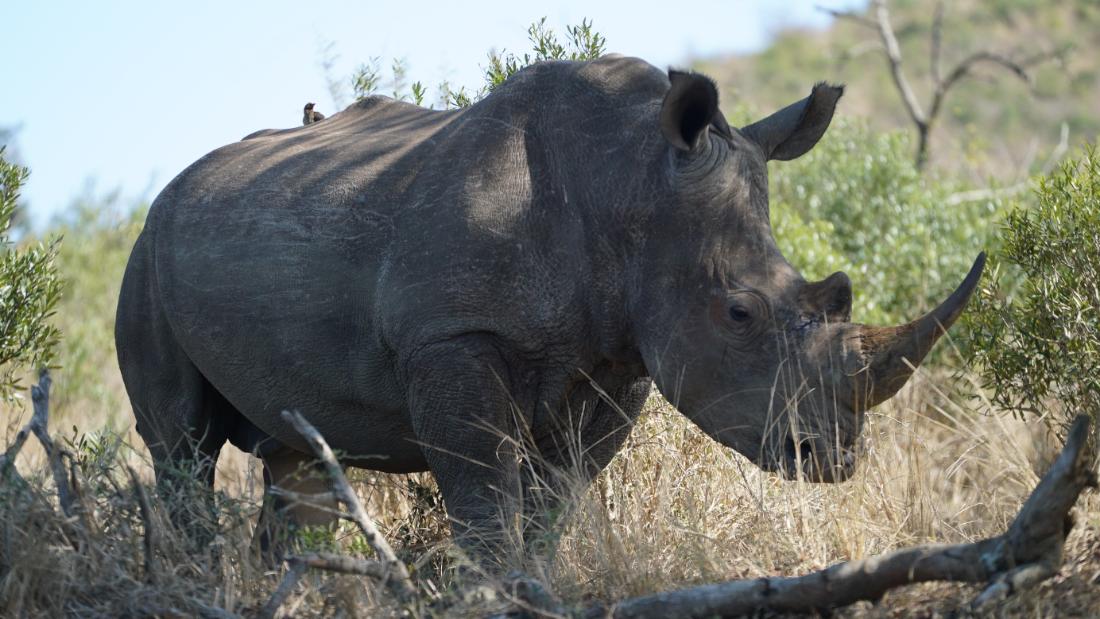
left=280, top=410, right=417, bottom=601
left=292, top=552, right=389, bottom=579
left=816, top=4, right=878, bottom=30
left=258, top=557, right=307, bottom=619
left=930, top=1, right=945, bottom=86
left=126, top=465, right=161, bottom=584
left=870, top=0, right=927, bottom=127
left=944, top=122, right=1069, bottom=206
left=27, top=370, right=77, bottom=519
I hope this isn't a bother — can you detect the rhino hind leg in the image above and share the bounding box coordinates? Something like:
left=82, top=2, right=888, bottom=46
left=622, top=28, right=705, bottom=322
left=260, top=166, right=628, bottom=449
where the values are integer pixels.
left=254, top=445, right=341, bottom=562
left=116, top=234, right=230, bottom=546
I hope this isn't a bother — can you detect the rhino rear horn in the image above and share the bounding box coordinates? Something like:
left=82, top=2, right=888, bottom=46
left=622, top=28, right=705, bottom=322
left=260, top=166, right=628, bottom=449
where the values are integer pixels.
left=742, top=82, right=844, bottom=161
left=660, top=70, right=720, bottom=151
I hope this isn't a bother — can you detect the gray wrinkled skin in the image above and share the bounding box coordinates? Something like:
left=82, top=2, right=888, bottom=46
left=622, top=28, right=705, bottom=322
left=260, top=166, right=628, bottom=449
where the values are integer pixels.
left=116, top=55, right=980, bottom=558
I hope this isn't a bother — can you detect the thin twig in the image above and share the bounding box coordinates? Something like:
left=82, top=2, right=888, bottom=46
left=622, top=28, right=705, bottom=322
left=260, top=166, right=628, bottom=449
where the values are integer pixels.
left=291, top=552, right=389, bottom=579
left=930, top=1, right=944, bottom=85
left=945, top=122, right=1069, bottom=206
left=126, top=465, right=160, bottom=584
left=27, top=370, right=77, bottom=518
left=816, top=4, right=877, bottom=29
left=268, top=486, right=339, bottom=509
left=281, top=410, right=417, bottom=601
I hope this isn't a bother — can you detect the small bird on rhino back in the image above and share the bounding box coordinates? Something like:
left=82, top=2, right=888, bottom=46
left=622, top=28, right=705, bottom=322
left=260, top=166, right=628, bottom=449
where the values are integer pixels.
left=302, top=102, right=325, bottom=125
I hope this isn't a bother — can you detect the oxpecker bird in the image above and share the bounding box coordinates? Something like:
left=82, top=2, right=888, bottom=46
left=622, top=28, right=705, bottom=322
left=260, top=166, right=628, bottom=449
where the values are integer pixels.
left=302, top=102, right=325, bottom=125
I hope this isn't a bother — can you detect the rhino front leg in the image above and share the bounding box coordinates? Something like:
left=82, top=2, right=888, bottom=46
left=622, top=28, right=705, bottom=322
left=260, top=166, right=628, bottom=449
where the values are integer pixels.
left=405, top=337, right=525, bottom=569
left=522, top=375, right=652, bottom=553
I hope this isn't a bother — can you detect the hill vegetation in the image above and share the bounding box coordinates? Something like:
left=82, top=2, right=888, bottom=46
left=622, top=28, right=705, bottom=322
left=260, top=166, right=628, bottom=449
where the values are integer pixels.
left=697, top=0, right=1100, bottom=180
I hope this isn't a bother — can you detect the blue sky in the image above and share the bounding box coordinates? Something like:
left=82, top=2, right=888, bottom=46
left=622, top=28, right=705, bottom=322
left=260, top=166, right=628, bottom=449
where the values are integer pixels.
left=1, top=0, right=862, bottom=227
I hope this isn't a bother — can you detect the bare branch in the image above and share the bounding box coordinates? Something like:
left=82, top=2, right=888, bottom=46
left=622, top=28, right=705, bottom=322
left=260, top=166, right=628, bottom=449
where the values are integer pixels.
left=930, top=1, right=945, bottom=85
left=816, top=4, right=878, bottom=30
left=871, top=0, right=927, bottom=127
left=944, top=122, right=1069, bottom=206
left=281, top=410, right=417, bottom=601
left=942, top=51, right=1032, bottom=93
left=126, top=465, right=160, bottom=584
left=0, top=412, right=34, bottom=490
left=581, top=415, right=1096, bottom=618
left=258, top=558, right=307, bottom=619
left=291, top=552, right=389, bottom=579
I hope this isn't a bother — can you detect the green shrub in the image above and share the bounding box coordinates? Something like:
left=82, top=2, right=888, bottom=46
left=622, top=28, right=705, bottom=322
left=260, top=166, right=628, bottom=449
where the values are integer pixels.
left=48, top=194, right=146, bottom=418
left=965, top=146, right=1100, bottom=426
left=0, top=148, right=62, bottom=401
left=353, top=18, right=606, bottom=109
left=769, top=119, right=1006, bottom=327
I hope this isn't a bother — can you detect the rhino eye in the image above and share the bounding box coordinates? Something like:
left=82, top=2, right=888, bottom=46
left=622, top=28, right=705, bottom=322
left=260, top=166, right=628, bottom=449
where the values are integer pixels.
left=728, top=305, right=752, bottom=322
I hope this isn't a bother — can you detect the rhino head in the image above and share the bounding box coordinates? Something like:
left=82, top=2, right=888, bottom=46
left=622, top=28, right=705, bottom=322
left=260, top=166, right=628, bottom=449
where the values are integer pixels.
left=632, top=70, right=983, bottom=482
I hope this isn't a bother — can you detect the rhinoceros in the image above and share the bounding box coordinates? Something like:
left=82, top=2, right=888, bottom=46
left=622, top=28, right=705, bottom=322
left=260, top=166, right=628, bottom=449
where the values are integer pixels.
left=115, top=55, right=983, bottom=559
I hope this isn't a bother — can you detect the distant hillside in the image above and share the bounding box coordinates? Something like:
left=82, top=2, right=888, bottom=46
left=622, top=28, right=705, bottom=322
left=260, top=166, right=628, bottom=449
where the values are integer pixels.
left=696, top=0, right=1100, bottom=181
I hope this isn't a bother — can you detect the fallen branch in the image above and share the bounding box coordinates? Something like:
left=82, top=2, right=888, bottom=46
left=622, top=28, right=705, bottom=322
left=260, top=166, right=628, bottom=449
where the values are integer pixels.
left=292, top=552, right=389, bottom=579
left=27, top=371, right=78, bottom=520
left=580, top=414, right=1096, bottom=618
left=258, top=557, right=307, bottom=619
left=267, top=486, right=340, bottom=514
left=280, top=410, right=417, bottom=600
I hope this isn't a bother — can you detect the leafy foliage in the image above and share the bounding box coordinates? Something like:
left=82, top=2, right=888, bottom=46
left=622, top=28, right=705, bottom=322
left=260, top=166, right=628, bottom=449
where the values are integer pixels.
left=352, top=18, right=605, bottom=109
left=48, top=193, right=146, bottom=416
left=768, top=119, right=1006, bottom=326
left=0, top=147, right=61, bottom=401
left=482, top=18, right=606, bottom=92
left=965, top=146, right=1100, bottom=425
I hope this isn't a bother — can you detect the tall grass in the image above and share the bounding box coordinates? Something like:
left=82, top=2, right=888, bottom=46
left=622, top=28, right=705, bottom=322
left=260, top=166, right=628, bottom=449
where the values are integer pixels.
left=3, top=370, right=1097, bottom=616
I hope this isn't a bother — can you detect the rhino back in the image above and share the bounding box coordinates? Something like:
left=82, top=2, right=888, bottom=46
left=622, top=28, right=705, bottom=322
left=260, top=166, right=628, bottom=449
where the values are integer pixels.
left=144, top=55, right=668, bottom=461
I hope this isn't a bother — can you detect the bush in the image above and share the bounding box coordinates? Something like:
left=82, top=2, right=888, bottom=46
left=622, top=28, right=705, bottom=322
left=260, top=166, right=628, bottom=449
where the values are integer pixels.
left=47, top=194, right=146, bottom=418
left=0, top=148, right=62, bottom=401
left=352, top=18, right=606, bottom=109
left=965, top=146, right=1100, bottom=427
left=769, top=119, right=1006, bottom=327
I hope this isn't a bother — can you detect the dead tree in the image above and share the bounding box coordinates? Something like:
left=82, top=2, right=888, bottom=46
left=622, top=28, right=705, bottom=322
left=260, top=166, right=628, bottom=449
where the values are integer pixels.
left=821, top=0, right=1063, bottom=170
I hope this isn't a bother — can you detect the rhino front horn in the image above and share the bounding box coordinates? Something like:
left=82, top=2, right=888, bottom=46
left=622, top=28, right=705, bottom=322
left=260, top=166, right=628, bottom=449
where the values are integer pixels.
left=855, top=252, right=986, bottom=409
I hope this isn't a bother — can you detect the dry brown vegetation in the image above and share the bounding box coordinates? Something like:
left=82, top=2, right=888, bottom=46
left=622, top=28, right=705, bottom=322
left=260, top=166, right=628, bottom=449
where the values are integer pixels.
left=2, top=357, right=1098, bottom=617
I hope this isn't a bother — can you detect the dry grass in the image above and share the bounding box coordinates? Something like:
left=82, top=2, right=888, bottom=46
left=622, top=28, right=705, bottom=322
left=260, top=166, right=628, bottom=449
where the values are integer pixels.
left=2, top=368, right=1098, bottom=617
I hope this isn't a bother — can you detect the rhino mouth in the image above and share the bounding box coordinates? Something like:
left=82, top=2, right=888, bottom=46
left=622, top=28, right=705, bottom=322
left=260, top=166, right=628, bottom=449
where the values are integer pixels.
left=778, top=435, right=857, bottom=483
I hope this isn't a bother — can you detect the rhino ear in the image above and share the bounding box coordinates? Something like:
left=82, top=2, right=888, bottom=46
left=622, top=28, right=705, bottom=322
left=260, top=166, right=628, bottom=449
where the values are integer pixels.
left=741, top=82, right=844, bottom=161
left=660, top=70, right=720, bottom=152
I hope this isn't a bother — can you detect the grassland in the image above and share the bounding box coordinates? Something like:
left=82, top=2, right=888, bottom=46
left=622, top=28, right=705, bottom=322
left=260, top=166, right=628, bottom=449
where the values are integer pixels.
left=3, top=5, right=1100, bottom=612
